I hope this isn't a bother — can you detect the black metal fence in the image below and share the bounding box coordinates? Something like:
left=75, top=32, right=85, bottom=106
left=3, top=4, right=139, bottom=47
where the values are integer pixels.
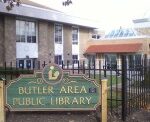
left=0, top=55, right=150, bottom=121
left=122, top=55, right=150, bottom=120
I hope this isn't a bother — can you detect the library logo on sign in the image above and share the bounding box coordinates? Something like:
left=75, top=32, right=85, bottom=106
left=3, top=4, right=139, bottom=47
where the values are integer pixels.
left=42, top=64, right=63, bottom=85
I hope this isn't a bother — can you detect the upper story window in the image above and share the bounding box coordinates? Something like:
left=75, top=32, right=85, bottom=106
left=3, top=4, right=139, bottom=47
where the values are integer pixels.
left=72, top=27, right=79, bottom=45
left=55, top=24, right=63, bottom=44
left=16, top=20, right=36, bottom=43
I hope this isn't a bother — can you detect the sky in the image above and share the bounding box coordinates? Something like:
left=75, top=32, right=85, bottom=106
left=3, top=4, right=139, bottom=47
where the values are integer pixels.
left=30, top=0, right=150, bottom=31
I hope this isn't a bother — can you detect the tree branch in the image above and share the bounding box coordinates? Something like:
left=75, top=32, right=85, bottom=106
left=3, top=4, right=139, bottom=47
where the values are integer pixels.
left=3, top=0, right=21, bottom=11
left=62, top=0, right=72, bottom=6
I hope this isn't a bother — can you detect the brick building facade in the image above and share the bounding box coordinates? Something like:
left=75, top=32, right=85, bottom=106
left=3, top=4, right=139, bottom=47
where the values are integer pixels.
left=0, top=1, right=97, bottom=68
left=0, top=1, right=149, bottom=69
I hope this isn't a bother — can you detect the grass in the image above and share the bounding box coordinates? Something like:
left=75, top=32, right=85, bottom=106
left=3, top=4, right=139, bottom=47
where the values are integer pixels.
left=89, top=74, right=122, bottom=108
left=107, top=90, right=122, bottom=108
left=90, top=74, right=121, bottom=87
left=107, top=75, right=121, bottom=86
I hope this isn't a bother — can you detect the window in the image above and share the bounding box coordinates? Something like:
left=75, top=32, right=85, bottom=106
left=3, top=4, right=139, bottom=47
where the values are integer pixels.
left=72, top=27, right=78, bottom=44
left=16, top=20, right=36, bottom=43
left=104, top=54, right=117, bottom=69
left=55, top=55, right=62, bottom=65
left=17, top=59, right=34, bottom=69
left=135, top=54, right=142, bottom=66
left=92, top=34, right=101, bottom=39
left=87, top=55, right=95, bottom=68
left=55, top=24, right=63, bottom=44
left=129, top=54, right=142, bottom=67
left=18, top=60, right=24, bottom=68
left=72, top=55, right=78, bottom=64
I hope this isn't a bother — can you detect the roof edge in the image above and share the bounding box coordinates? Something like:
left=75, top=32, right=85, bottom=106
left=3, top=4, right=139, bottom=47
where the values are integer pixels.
left=0, top=2, right=98, bottom=29
left=85, top=43, right=143, bottom=54
left=133, top=18, right=150, bottom=23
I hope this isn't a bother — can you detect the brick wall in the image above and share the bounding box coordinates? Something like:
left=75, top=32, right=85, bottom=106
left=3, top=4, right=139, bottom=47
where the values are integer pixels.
left=79, top=27, right=90, bottom=60
left=38, top=21, right=50, bottom=64
left=0, top=15, right=4, bottom=66
left=4, top=16, right=16, bottom=65
left=135, top=28, right=150, bottom=36
left=48, top=22, right=55, bottom=63
left=0, top=15, right=91, bottom=66
left=63, top=24, right=72, bottom=64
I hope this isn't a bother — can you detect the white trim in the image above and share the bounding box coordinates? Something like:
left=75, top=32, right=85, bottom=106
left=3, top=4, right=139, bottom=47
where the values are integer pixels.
left=36, top=21, right=38, bottom=45
left=62, top=24, right=64, bottom=61
left=100, top=35, right=150, bottom=40
left=54, top=23, right=64, bottom=60
left=21, top=4, right=60, bottom=13
left=72, top=26, right=79, bottom=60
left=78, top=27, right=80, bottom=60
left=54, top=23, right=63, bottom=44
left=16, top=18, right=38, bottom=59
left=0, top=2, right=98, bottom=29
left=16, top=43, right=38, bottom=58
left=134, top=22, right=150, bottom=28
left=133, top=18, right=150, bottom=23
left=72, top=26, right=79, bottom=45
left=16, top=19, right=38, bottom=43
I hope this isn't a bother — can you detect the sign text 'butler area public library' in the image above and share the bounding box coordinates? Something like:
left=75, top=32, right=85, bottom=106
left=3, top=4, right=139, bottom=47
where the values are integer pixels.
left=6, top=64, right=100, bottom=111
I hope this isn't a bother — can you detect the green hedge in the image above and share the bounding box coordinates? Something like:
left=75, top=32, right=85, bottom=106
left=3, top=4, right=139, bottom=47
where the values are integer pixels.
left=0, top=67, right=34, bottom=75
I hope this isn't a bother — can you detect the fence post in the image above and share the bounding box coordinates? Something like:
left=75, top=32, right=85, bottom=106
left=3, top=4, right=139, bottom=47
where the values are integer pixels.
left=0, top=79, right=5, bottom=122
left=104, top=60, right=107, bottom=77
left=101, top=79, right=107, bottom=122
left=121, top=55, right=127, bottom=121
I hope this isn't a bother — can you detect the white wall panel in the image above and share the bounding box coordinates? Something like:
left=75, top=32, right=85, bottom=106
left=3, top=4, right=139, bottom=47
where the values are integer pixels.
left=16, top=43, right=38, bottom=58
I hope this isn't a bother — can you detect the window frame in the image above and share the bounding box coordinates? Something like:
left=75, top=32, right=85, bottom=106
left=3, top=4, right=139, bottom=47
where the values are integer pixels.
left=54, top=23, right=63, bottom=44
left=91, top=34, right=101, bottom=40
left=55, top=55, right=62, bottom=65
left=72, top=27, right=79, bottom=45
left=104, top=54, right=117, bottom=69
left=17, top=58, right=35, bottom=69
left=16, top=19, right=37, bottom=43
left=72, top=55, right=78, bottom=64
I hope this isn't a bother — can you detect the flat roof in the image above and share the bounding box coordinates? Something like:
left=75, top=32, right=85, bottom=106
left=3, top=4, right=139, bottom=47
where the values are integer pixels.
left=21, top=0, right=59, bottom=11
left=133, top=18, right=150, bottom=23
left=0, top=2, right=98, bottom=29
